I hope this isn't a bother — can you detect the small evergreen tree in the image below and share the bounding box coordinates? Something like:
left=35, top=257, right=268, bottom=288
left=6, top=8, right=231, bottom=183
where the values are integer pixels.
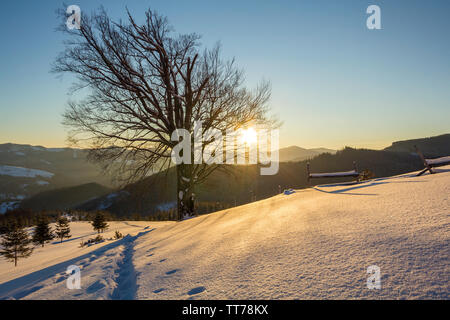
left=0, top=221, right=33, bottom=267
left=32, top=216, right=54, bottom=247
left=55, top=216, right=71, bottom=243
left=91, top=212, right=109, bottom=234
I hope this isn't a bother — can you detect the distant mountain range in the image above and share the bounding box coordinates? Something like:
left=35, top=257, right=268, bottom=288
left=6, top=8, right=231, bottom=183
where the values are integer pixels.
left=1, top=133, right=449, bottom=216
left=0, top=143, right=115, bottom=213
left=278, top=146, right=336, bottom=162
left=0, top=143, right=334, bottom=200
left=384, top=133, right=450, bottom=157
left=0, top=143, right=113, bottom=189
left=19, top=183, right=112, bottom=212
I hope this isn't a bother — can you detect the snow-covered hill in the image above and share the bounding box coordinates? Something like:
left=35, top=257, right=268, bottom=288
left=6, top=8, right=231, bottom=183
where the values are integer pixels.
left=0, top=165, right=54, bottom=178
left=0, top=167, right=449, bottom=299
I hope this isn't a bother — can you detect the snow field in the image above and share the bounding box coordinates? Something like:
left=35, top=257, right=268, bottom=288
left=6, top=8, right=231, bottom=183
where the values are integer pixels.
left=0, top=167, right=449, bottom=299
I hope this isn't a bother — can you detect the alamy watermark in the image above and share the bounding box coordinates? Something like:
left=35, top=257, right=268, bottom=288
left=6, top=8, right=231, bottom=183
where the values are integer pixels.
left=66, top=5, right=381, bottom=33
left=66, top=265, right=81, bottom=289
left=366, top=5, right=381, bottom=30
left=170, top=121, right=279, bottom=175
left=66, top=5, right=81, bottom=30
left=366, top=265, right=381, bottom=289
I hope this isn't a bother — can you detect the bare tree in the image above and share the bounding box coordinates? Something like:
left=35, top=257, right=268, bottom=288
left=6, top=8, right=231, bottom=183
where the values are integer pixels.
left=54, top=7, right=275, bottom=220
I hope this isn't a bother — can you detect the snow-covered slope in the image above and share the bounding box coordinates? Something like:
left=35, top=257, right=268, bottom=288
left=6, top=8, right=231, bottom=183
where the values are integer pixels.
left=0, top=167, right=449, bottom=299
left=0, top=201, right=20, bottom=214
left=0, top=165, right=54, bottom=178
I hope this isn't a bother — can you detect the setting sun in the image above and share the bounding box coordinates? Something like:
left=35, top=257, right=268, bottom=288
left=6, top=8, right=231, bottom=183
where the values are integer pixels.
left=240, top=127, right=258, bottom=145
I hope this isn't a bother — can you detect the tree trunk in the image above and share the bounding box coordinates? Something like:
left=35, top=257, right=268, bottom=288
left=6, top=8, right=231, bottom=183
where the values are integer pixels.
left=176, top=164, right=194, bottom=221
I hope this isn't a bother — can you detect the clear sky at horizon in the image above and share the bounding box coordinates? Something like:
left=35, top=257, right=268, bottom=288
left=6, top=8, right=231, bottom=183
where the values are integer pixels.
left=0, top=0, right=449, bottom=150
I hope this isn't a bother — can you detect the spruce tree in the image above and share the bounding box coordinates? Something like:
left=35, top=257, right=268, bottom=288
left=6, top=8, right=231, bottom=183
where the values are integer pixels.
left=32, top=216, right=54, bottom=247
left=0, top=221, right=33, bottom=267
left=91, top=212, right=109, bottom=234
left=55, top=216, right=71, bottom=243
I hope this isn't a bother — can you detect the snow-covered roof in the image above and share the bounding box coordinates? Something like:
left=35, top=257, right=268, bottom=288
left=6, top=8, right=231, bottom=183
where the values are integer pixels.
left=425, top=156, right=450, bottom=166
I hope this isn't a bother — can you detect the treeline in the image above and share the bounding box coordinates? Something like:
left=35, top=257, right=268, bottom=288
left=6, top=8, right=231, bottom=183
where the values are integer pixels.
left=0, top=208, right=101, bottom=233
left=0, top=199, right=240, bottom=236
left=0, top=211, right=111, bottom=267
left=0, top=202, right=229, bottom=234
left=151, top=201, right=236, bottom=220
left=384, top=133, right=450, bottom=156
left=0, top=214, right=72, bottom=267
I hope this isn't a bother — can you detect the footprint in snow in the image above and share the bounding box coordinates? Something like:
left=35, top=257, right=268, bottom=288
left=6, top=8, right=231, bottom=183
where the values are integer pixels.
left=188, top=286, right=206, bottom=296
left=86, top=280, right=106, bottom=294
left=79, top=260, right=89, bottom=267
left=165, top=269, right=179, bottom=275
left=153, top=288, right=165, bottom=293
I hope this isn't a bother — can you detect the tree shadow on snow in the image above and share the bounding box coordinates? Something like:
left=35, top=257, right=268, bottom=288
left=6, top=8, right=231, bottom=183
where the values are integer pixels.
left=313, top=177, right=427, bottom=196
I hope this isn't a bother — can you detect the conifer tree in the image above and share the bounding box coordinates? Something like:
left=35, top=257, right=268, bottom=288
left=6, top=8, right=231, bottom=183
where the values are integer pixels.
left=0, top=221, right=33, bottom=267
left=91, top=212, right=109, bottom=234
left=32, top=216, right=54, bottom=247
left=55, top=216, right=71, bottom=243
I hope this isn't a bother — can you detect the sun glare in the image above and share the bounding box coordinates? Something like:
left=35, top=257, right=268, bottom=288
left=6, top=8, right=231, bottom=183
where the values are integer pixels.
left=240, top=127, right=257, bottom=145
